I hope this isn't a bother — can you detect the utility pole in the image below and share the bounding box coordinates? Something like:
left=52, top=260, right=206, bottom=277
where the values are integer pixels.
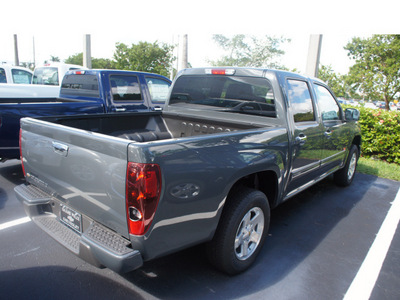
left=14, top=34, right=19, bottom=66
left=170, top=35, right=176, bottom=80
left=178, top=34, right=188, bottom=71
left=305, top=34, right=323, bottom=77
left=32, top=36, right=36, bottom=69
left=83, top=34, right=92, bottom=69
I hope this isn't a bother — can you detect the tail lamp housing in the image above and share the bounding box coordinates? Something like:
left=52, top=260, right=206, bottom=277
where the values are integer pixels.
left=126, top=162, right=161, bottom=236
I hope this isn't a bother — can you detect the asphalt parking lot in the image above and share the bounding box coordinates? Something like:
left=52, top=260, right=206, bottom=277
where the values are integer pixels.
left=1, top=159, right=399, bottom=300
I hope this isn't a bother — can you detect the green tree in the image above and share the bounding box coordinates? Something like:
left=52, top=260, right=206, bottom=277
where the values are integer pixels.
left=344, top=35, right=400, bottom=109
left=113, top=41, right=174, bottom=77
left=48, top=56, right=60, bottom=62
left=92, top=57, right=115, bottom=69
left=65, top=53, right=115, bottom=69
left=318, top=65, right=355, bottom=99
left=64, top=53, right=83, bottom=65
left=209, top=34, right=289, bottom=69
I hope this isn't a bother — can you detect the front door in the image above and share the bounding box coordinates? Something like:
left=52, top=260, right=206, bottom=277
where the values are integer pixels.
left=313, top=83, right=348, bottom=173
left=285, top=79, right=324, bottom=196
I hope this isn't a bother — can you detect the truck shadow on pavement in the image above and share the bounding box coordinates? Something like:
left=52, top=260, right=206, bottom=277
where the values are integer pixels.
left=0, top=161, right=25, bottom=210
left=122, top=173, right=384, bottom=299
left=0, top=161, right=24, bottom=186
left=0, top=267, right=146, bottom=300
left=1, top=161, right=395, bottom=299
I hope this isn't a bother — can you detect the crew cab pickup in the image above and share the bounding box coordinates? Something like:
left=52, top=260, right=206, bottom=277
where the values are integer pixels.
left=0, top=69, right=171, bottom=161
left=0, top=65, right=33, bottom=84
left=15, top=68, right=361, bottom=275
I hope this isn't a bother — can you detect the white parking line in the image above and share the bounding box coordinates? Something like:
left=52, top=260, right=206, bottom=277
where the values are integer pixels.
left=0, top=216, right=31, bottom=231
left=344, top=187, right=400, bottom=300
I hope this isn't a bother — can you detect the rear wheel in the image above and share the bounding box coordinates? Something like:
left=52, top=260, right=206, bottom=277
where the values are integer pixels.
left=206, top=187, right=270, bottom=275
left=334, top=145, right=359, bottom=187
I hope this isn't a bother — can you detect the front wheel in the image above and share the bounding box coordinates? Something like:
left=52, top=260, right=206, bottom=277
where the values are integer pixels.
left=334, top=145, right=359, bottom=187
left=206, top=187, right=270, bottom=275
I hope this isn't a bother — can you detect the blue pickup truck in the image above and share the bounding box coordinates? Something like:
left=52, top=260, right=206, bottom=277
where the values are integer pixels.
left=0, top=70, right=171, bottom=161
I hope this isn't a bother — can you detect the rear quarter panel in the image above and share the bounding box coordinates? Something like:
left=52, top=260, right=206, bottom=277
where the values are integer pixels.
left=128, top=127, right=288, bottom=260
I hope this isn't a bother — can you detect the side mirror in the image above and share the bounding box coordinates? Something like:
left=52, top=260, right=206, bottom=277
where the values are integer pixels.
left=345, top=108, right=360, bottom=121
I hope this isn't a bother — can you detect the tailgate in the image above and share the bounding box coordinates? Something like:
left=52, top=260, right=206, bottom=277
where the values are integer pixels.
left=20, top=117, right=131, bottom=238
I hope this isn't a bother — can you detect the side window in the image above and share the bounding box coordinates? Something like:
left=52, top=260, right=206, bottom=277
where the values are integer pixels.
left=314, top=84, right=340, bottom=121
left=287, top=79, right=315, bottom=122
left=145, top=77, right=170, bottom=103
left=110, top=75, right=142, bottom=101
left=12, top=69, right=33, bottom=84
left=0, top=68, right=6, bottom=83
left=61, top=74, right=100, bottom=97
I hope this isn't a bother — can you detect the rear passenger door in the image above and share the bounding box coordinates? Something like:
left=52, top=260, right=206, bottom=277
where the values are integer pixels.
left=285, top=79, right=324, bottom=194
left=109, top=74, right=149, bottom=112
left=144, top=76, right=171, bottom=111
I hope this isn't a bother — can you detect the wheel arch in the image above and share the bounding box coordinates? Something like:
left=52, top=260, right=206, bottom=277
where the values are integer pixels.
left=352, top=135, right=362, bottom=152
left=226, top=169, right=279, bottom=210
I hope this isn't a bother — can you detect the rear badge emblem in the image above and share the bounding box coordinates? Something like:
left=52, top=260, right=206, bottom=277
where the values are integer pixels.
left=170, top=183, right=200, bottom=199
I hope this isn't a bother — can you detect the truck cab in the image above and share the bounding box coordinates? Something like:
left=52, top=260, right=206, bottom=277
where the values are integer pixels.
left=32, top=62, right=87, bottom=86
left=0, top=64, right=33, bottom=84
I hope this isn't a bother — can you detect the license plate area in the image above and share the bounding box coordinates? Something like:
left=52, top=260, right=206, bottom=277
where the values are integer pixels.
left=60, top=204, right=82, bottom=233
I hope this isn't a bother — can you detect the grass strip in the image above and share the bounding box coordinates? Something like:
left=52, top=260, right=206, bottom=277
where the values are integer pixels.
left=357, top=157, right=400, bottom=181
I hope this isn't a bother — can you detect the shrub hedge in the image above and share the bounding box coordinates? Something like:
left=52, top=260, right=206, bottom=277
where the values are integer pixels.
left=344, top=105, right=400, bottom=164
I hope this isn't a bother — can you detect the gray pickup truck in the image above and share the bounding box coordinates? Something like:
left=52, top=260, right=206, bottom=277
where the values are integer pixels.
left=15, top=68, right=361, bottom=275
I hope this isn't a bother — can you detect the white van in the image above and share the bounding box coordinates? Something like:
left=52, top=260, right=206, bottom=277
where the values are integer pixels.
left=0, top=65, right=33, bottom=84
left=32, top=62, right=87, bottom=86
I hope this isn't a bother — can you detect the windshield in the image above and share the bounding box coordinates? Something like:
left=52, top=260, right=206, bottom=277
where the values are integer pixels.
left=170, top=75, right=276, bottom=117
left=32, top=67, right=59, bottom=85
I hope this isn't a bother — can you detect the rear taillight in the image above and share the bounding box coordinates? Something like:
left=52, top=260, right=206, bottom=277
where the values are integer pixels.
left=126, top=162, right=161, bottom=235
left=19, top=129, right=26, bottom=177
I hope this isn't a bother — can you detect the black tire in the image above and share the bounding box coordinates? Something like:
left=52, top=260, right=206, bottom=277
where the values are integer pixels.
left=334, top=144, right=359, bottom=187
left=206, top=187, right=270, bottom=275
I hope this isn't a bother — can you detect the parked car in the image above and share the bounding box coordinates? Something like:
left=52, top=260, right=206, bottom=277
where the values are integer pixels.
left=364, top=102, right=377, bottom=109
left=375, top=102, right=385, bottom=109
left=16, top=67, right=361, bottom=275
left=389, top=102, right=398, bottom=111
left=337, top=98, right=350, bottom=105
left=0, top=64, right=33, bottom=84
left=0, top=63, right=88, bottom=98
left=0, top=69, right=171, bottom=162
left=32, top=62, right=86, bottom=86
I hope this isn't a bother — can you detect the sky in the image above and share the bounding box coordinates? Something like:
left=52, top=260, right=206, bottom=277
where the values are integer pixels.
left=1, top=0, right=399, bottom=75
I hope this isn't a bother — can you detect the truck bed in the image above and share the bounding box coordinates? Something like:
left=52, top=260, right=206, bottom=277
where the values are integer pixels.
left=39, top=111, right=262, bottom=142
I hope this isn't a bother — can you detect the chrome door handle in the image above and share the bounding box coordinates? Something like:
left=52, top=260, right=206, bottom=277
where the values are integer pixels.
left=52, top=141, right=69, bottom=157
left=324, top=130, right=332, bottom=138
left=295, top=134, right=307, bottom=145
